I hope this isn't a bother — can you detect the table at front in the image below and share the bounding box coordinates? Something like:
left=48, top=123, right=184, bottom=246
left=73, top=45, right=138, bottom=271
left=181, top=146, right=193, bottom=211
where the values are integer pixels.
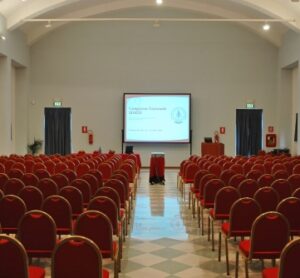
left=201, top=143, right=224, bottom=156
left=149, top=152, right=165, bottom=184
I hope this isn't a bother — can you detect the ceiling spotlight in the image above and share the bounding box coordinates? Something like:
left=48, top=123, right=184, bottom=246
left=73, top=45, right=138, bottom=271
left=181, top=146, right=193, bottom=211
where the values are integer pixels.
left=0, top=35, right=6, bottom=41
left=45, top=21, right=52, bottom=28
left=262, top=23, right=270, bottom=31
left=156, top=0, right=163, bottom=5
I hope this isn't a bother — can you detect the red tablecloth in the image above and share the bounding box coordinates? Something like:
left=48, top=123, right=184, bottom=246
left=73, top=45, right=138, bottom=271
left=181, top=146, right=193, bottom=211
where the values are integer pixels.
left=149, top=153, right=165, bottom=184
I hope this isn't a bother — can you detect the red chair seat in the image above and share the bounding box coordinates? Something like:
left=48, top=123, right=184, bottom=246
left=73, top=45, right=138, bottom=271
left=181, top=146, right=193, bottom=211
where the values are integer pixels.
left=200, top=199, right=214, bottom=208
left=221, top=222, right=251, bottom=237
left=239, top=240, right=250, bottom=257
left=262, top=267, right=278, bottom=278
left=29, top=266, right=46, bottom=278
left=102, top=269, right=110, bottom=278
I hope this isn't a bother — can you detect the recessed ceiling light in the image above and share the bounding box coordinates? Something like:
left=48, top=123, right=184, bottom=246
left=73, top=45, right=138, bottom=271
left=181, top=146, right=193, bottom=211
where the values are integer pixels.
left=156, top=0, right=163, bottom=5
left=262, top=23, right=270, bottom=31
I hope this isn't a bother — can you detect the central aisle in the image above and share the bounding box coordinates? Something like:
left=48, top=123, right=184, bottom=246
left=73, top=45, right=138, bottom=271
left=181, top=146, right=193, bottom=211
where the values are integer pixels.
left=120, top=169, right=229, bottom=277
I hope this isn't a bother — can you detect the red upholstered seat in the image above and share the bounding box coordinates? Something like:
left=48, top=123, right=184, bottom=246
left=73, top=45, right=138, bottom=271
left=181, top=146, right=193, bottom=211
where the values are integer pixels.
left=262, top=267, right=278, bottom=278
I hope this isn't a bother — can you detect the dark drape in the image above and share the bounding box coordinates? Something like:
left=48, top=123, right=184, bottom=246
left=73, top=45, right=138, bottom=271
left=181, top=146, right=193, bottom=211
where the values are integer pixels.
left=45, top=108, right=71, bottom=155
left=236, top=109, right=262, bottom=156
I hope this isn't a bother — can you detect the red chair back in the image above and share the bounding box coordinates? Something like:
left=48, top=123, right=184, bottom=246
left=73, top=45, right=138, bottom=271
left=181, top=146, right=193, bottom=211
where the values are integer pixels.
left=59, top=186, right=83, bottom=218
left=271, top=179, right=292, bottom=201
left=21, top=173, right=39, bottom=187
left=18, top=186, right=44, bottom=211
left=254, top=186, right=279, bottom=213
left=257, top=174, right=274, bottom=187
left=4, top=178, right=25, bottom=195
left=238, top=179, right=260, bottom=198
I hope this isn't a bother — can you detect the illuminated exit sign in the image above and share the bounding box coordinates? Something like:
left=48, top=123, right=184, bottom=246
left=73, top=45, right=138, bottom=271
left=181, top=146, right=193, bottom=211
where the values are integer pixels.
left=53, top=100, right=62, bottom=107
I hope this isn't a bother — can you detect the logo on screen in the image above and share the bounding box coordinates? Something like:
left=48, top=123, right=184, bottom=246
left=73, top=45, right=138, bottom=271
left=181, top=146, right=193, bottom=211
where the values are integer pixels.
left=172, top=107, right=186, bottom=124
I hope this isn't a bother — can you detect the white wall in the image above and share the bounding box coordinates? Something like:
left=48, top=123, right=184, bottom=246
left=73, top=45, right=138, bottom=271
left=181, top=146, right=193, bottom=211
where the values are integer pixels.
left=0, top=14, right=30, bottom=155
left=29, top=16, right=278, bottom=166
left=278, top=30, right=300, bottom=155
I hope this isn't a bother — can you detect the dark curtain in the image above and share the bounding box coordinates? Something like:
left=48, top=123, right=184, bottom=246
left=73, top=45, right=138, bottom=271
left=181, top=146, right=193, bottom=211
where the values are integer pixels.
left=236, top=109, right=262, bottom=156
left=45, top=108, right=71, bottom=155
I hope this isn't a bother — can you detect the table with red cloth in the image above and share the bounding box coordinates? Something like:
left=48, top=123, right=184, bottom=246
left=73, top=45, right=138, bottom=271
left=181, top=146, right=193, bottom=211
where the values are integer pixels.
left=149, top=152, right=165, bottom=184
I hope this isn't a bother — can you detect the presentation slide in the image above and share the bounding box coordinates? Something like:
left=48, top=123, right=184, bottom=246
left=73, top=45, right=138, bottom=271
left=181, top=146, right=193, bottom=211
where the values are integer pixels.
left=123, top=94, right=191, bottom=143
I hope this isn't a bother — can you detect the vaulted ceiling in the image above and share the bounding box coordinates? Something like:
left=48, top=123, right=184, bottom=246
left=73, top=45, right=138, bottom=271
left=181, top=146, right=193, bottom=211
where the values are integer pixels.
left=1, top=0, right=300, bottom=46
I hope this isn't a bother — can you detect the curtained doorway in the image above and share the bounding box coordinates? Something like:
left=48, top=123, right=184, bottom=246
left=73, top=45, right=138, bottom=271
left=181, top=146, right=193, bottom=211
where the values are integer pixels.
left=44, top=108, right=71, bottom=155
left=236, top=109, right=262, bottom=156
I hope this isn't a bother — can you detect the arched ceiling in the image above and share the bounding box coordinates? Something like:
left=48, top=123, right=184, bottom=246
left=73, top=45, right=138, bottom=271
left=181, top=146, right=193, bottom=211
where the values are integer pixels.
left=0, top=0, right=300, bottom=46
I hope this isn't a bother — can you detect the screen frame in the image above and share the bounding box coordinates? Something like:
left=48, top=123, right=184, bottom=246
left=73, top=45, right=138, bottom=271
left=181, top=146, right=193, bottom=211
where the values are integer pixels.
left=123, top=93, right=191, bottom=144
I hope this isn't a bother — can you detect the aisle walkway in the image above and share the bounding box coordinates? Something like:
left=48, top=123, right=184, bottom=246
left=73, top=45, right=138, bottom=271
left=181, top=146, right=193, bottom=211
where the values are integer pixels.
left=120, top=169, right=231, bottom=277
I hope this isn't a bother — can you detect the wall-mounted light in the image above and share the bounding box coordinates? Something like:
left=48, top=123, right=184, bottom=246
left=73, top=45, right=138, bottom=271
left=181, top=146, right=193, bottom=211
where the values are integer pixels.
left=0, top=35, right=6, bottom=40
left=156, top=0, right=163, bottom=5
left=262, top=23, right=270, bottom=31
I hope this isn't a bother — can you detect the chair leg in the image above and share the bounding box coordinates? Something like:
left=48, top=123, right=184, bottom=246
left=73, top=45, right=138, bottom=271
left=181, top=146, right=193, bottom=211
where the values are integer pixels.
left=218, top=231, right=221, bottom=262
left=225, top=237, right=230, bottom=275
left=245, top=258, right=249, bottom=278
left=235, top=251, right=239, bottom=278
left=188, top=191, right=191, bottom=209
left=197, top=202, right=201, bottom=228
left=192, top=194, right=195, bottom=218
left=207, top=216, right=211, bottom=242
left=201, top=206, right=204, bottom=235
left=211, top=218, right=215, bottom=251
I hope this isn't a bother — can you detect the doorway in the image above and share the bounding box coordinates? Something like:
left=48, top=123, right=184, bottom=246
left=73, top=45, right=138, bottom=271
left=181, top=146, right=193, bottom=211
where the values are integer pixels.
left=236, top=109, right=263, bottom=156
left=44, top=108, right=71, bottom=155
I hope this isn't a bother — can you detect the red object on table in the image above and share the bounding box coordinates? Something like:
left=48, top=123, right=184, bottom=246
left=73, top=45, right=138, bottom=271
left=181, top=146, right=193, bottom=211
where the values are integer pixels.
left=201, top=143, right=224, bottom=156
left=149, top=152, right=165, bottom=184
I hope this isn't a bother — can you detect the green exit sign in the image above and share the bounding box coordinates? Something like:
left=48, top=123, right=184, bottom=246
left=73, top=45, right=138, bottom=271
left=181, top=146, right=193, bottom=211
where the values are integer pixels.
left=53, top=100, right=62, bottom=107
left=246, top=103, right=255, bottom=109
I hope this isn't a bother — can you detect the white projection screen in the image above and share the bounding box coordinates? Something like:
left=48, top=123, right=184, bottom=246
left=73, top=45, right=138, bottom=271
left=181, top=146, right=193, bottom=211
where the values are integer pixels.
left=123, top=93, right=191, bottom=143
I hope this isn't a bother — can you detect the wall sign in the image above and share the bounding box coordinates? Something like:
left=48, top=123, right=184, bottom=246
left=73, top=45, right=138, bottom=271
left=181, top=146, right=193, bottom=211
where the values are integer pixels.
left=220, top=127, right=226, bottom=134
left=82, top=126, right=88, bottom=133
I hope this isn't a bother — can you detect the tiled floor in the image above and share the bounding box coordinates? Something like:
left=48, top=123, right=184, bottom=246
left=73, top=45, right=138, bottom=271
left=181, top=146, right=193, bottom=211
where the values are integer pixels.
left=40, top=169, right=270, bottom=277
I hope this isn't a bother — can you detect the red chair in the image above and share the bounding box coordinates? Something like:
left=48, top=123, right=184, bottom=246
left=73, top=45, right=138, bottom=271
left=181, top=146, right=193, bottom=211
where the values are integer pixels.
left=262, top=238, right=300, bottom=278
left=37, top=178, right=59, bottom=198
left=0, top=234, right=45, bottom=278
left=208, top=163, right=222, bottom=177
left=76, top=163, right=90, bottom=178
left=17, top=210, right=57, bottom=259
left=105, top=179, right=128, bottom=231
left=208, top=186, right=240, bottom=251
left=189, top=169, right=209, bottom=214
left=238, top=178, right=260, bottom=198
left=88, top=196, right=123, bottom=255
left=54, top=162, right=68, bottom=174
left=246, top=169, right=263, bottom=181
left=277, top=197, right=300, bottom=238
left=0, top=194, right=27, bottom=234
left=34, top=169, right=51, bottom=180
left=74, top=211, right=120, bottom=278
left=19, top=186, right=44, bottom=211
left=59, top=186, right=83, bottom=219
left=97, top=163, right=113, bottom=182
left=51, top=173, right=69, bottom=189
left=44, top=160, right=56, bottom=175
left=24, top=160, right=35, bottom=173
left=271, top=179, right=292, bottom=201
left=288, top=174, right=300, bottom=193
left=0, top=163, right=5, bottom=173
left=42, top=195, right=72, bottom=236
left=220, top=169, right=237, bottom=185
left=229, top=164, right=244, bottom=175
left=7, top=168, right=24, bottom=179
left=71, top=179, right=91, bottom=207
left=4, top=178, right=25, bottom=195
left=32, top=163, right=46, bottom=173
left=218, top=197, right=261, bottom=275
left=65, top=160, right=76, bottom=171
left=81, top=173, right=99, bottom=196
left=21, top=173, right=39, bottom=187
left=242, top=161, right=254, bottom=175
left=51, top=235, right=109, bottom=278
left=199, top=178, right=224, bottom=235
left=273, top=169, right=289, bottom=180
left=4, top=160, right=16, bottom=172
left=293, top=164, right=300, bottom=174
left=272, top=163, right=287, bottom=175
left=95, top=186, right=125, bottom=238
left=264, top=161, right=273, bottom=174
left=236, top=211, right=289, bottom=278
left=61, top=169, right=77, bottom=182
left=0, top=173, right=9, bottom=191
left=228, top=174, right=245, bottom=188
left=119, top=162, right=136, bottom=188
left=258, top=174, right=275, bottom=187
left=88, top=169, right=103, bottom=188
left=254, top=187, right=279, bottom=213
